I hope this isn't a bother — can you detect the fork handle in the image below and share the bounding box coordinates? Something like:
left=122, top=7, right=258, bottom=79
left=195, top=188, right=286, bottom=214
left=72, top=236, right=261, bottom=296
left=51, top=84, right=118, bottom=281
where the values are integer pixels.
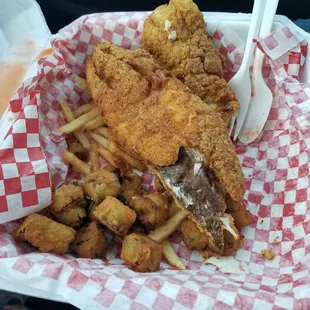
left=259, top=0, right=279, bottom=36
left=253, top=0, right=279, bottom=75
left=240, top=0, right=267, bottom=72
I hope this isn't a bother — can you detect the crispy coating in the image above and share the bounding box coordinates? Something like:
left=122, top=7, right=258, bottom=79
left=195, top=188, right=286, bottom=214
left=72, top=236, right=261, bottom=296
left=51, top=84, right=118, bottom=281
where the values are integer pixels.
left=86, top=43, right=245, bottom=202
left=225, top=195, right=244, bottom=212
left=83, top=170, right=120, bottom=204
left=222, top=229, right=243, bottom=256
left=131, top=193, right=169, bottom=228
left=229, top=210, right=253, bottom=230
left=119, top=171, right=144, bottom=206
left=181, top=219, right=209, bottom=250
left=91, top=196, right=136, bottom=236
left=51, top=181, right=87, bottom=227
left=142, top=0, right=239, bottom=119
left=261, top=249, right=275, bottom=260
left=73, top=221, right=108, bottom=258
left=121, top=233, right=163, bottom=272
left=51, top=181, right=85, bottom=213
left=53, top=207, right=87, bottom=228
left=13, top=214, right=76, bottom=254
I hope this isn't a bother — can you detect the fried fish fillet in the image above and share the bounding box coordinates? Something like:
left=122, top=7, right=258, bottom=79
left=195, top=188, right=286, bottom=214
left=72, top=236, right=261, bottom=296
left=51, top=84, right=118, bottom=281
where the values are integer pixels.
left=142, top=0, right=239, bottom=119
left=86, top=43, right=246, bottom=253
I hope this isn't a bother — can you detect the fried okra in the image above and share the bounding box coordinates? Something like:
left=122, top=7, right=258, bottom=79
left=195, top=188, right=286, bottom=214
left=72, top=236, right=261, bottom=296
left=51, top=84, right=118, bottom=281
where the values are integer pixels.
left=91, top=196, right=136, bottom=237
left=229, top=210, right=253, bottom=230
left=132, top=192, right=169, bottom=228
left=13, top=213, right=76, bottom=254
left=73, top=221, right=108, bottom=258
left=121, top=233, right=163, bottom=272
left=51, top=181, right=87, bottom=228
left=83, top=170, right=120, bottom=204
left=181, top=219, right=210, bottom=251
left=119, top=171, right=144, bottom=206
left=54, top=207, right=87, bottom=228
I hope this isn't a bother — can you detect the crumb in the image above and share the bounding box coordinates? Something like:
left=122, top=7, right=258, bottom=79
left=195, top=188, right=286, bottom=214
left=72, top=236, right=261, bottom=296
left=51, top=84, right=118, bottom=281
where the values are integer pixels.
left=199, top=250, right=209, bottom=260
left=168, top=30, right=177, bottom=40
left=273, top=236, right=279, bottom=243
left=164, top=20, right=171, bottom=31
left=261, top=249, right=275, bottom=260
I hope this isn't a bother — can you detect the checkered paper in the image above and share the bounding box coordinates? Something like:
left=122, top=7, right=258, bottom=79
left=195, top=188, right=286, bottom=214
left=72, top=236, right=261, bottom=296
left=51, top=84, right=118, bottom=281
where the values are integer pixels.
left=0, top=12, right=309, bottom=310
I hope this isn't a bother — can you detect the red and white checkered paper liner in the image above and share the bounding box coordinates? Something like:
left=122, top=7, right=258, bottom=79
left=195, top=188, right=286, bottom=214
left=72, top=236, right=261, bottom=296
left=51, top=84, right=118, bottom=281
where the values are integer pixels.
left=0, top=12, right=309, bottom=309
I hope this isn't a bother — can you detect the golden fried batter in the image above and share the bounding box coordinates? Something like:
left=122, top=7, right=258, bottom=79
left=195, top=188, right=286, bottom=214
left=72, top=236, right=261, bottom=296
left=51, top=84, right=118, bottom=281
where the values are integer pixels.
left=142, top=0, right=239, bottom=119
left=121, top=233, right=163, bottom=272
left=54, top=207, right=87, bottom=228
left=91, top=196, right=136, bottom=237
left=51, top=181, right=87, bottom=227
left=86, top=43, right=245, bottom=202
left=119, top=171, right=144, bottom=206
left=73, top=221, right=108, bottom=258
left=132, top=193, right=169, bottom=228
left=181, top=219, right=209, bottom=250
left=51, top=181, right=85, bottom=213
left=83, top=170, right=120, bottom=204
left=13, top=214, right=76, bottom=254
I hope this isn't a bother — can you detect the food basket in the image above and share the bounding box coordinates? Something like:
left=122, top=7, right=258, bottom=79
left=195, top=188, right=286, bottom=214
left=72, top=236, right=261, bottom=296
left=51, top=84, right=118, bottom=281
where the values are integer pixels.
left=0, top=2, right=310, bottom=309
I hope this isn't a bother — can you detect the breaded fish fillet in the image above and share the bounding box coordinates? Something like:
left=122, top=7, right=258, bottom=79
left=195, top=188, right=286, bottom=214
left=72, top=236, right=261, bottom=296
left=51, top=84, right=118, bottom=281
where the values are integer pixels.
left=86, top=43, right=245, bottom=253
left=142, top=0, right=239, bottom=119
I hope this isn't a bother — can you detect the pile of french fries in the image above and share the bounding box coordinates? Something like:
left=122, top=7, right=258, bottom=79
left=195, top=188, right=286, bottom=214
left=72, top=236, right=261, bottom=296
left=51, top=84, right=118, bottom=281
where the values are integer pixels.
left=57, top=77, right=188, bottom=270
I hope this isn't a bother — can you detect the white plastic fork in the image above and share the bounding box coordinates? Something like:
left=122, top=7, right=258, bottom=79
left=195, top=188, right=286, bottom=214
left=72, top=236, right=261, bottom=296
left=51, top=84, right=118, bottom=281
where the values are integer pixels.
left=227, top=0, right=267, bottom=140
left=238, top=0, right=279, bottom=144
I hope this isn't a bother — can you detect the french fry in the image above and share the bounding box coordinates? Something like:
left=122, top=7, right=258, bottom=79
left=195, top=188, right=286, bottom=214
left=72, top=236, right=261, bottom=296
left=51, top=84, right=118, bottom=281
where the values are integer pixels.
left=116, top=148, right=146, bottom=171
left=76, top=76, right=90, bottom=92
left=59, top=107, right=99, bottom=133
left=95, top=127, right=113, bottom=140
left=97, top=147, right=123, bottom=168
left=84, top=115, right=105, bottom=130
left=90, top=143, right=101, bottom=172
left=73, top=102, right=96, bottom=118
left=161, top=240, right=185, bottom=270
left=90, top=132, right=115, bottom=151
left=62, top=151, right=91, bottom=175
left=168, top=199, right=181, bottom=218
left=148, top=209, right=188, bottom=243
left=89, top=132, right=145, bottom=171
left=59, top=101, right=90, bottom=149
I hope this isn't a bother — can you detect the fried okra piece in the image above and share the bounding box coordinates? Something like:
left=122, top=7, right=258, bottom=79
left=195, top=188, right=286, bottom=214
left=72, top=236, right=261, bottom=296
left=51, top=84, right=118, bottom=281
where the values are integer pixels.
left=229, top=210, right=253, bottom=230
left=181, top=219, right=210, bottom=251
left=119, top=171, right=144, bottom=206
left=13, top=213, right=76, bottom=254
left=83, top=170, right=120, bottom=204
left=121, top=233, right=163, bottom=272
left=51, top=181, right=87, bottom=228
left=131, top=193, right=169, bottom=228
left=91, top=196, right=136, bottom=237
left=54, top=207, right=87, bottom=228
left=73, top=221, right=108, bottom=258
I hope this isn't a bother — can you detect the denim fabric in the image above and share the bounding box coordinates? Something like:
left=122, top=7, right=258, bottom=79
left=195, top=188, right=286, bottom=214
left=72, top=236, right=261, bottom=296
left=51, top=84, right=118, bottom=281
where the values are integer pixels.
left=294, top=19, right=310, bottom=33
